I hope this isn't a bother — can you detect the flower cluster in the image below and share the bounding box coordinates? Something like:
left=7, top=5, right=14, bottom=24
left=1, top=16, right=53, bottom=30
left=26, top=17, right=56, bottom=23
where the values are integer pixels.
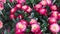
left=10, top=4, right=32, bottom=19
left=9, top=0, right=60, bottom=34
left=15, top=20, right=27, bottom=34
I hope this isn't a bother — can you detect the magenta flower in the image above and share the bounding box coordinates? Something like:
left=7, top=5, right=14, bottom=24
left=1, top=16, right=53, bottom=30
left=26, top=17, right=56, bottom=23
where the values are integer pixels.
left=9, top=0, right=14, bottom=2
left=0, top=20, right=3, bottom=29
left=20, top=20, right=27, bottom=26
left=48, top=17, right=57, bottom=24
left=0, top=2, right=4, bottom=10
left=15, top=22, right=26, bottom=32
left=30, top=19, right=38, bottom=25
left=31, top=24, right=40, bottom=33
left=51, top=11, right=58, bottom=19
left=0, top=0, right=6, bottom=3
left=16, top=0, right=26, bottom=4
left=0, top=0, right=6, bottom=10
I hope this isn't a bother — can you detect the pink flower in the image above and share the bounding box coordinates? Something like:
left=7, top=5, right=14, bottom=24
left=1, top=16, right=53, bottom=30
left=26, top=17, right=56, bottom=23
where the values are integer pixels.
left=9, top=0, right=14, bottom=2
left=35, top=32, right=42, bottom=34
left=15, top=32, right=24, bottom=34
left=48, top=17, right=57, bottom=24
left=20, top=20, right=27, bottom=26
left=22, top=5, right=28, bottom=11
left=10, top=7, right=18, bottom=14
left=58, top=13, right=60, bottom=20
left=0, top=20, right=3, bottom=29
left=17, top=14, right=24, bottom=19
left=16, top=0, right=26, bottom=4
left=50, top=5, right=57, bottom=11
left=26, top=6, right=32, bottom=13
left=51, top=11, right=58, bottom=19
left=44, top=0, right=52, bottom=5
left=49, top=23, right=59, bottom=33
left=40, top=0, right=47, bottom=6
left=0, top=0, right=6, bottom=3
left=16, top=22, right=26, bottom=32
left=34, top=4, right=42, bottom=11
left=31, top=24, right=40, bottom=33
left=0, top=2, right=4, bottom=10
left=22, top=5, right=32, bottom=13
left=16, top=4, right=22, bottom=9
left=10, top=14, right=16, bottom=19
left=30, top=19, right=37, bottom=25
left=38, top=8, right=47, bottom=15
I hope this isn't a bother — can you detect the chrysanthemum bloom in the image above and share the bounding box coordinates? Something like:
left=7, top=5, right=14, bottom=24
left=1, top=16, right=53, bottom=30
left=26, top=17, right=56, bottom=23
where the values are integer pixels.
left=22, top=5, right=28, bottom=11
left=34, top=4, right=42, bottom=11
left=20, top=20, right=27, bottom=26
left=31, top=24, right=40, bottom=33
left=30, top=19, right=37, bottom=25
left=38, top=8, right=47, bottom=15
left=22, top=5, right=32, bottom=13
left=10, top=7, right=18, bottom=14
left=16, top=4, right=22, bottom=9
left=10, top=14, right=16, bottom=19
left=51, top=11, right=58, bottom=19
left=16, top=22, right=26, bottom=33
left=0, top=2, right=4, bottom=10
left=0, top=20, right=3, bottom=29
left=16, top=0, right=26, bottom=4
left=48, top=17, right=57, bottom=24
left=50, top=5, right=57, bottom=11
left=26, top=6, right=32, bottom=13
left=49, top=23, right=59, bottom=33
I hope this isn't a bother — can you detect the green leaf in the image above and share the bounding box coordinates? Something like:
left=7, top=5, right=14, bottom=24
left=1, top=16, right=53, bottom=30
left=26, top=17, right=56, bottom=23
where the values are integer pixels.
left=10, top=29, right=14, bottom=34
left=26, top=29, right=30, bottom=33
left=30, top=0, right=34, bottom=3
left=4, top=30, right=9, bottom=34
left=41, top=27, right=47, bottom=32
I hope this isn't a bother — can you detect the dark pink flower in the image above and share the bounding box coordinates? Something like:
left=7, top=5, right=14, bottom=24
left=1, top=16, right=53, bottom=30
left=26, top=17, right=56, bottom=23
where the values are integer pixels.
left=0, top=2, right=4, bottom=10
left=10, top=7, right=18, bottom=14
left=40, top=0, right=47, bottom=6
left=58, top=13, right=60, bottom=19
left=30, top=19, right=37, bottom=25
left=17, top=14, right=24, bottom=19
left=34, top=4, right=42, bottom=11
left=16, top=22, right=26, bottom=32
left=0, top=0, right=6, bottom=3
left=9, top=0, right=14, bottom=2
left=44, top=0, right=52, bottom=5
left=38, top=8, right=47, bottom=15
left=51, top=11, right=58, bottom=19
left=20, top=20, right=27, bottom=26
left=50, top=5, right=57, bottom=11
left=16, top=4, right=22, bottom=9
left=0, top=20, right=3, bottom=29
left=10, top=14, right=16, bottom=19
left=22, top=5, right=32, bottom=13
left=16, top=0, right=26, bottom=4
left=31, top=24, right=40, bottom=33
left=48, top=17, right=57, bottom=24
